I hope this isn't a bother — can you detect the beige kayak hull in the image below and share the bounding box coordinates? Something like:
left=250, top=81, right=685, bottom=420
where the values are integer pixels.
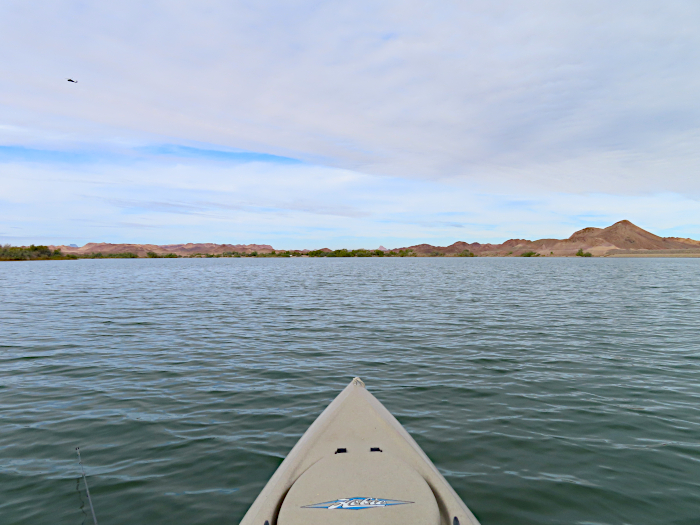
left=239, top=378, right=481, bottom=525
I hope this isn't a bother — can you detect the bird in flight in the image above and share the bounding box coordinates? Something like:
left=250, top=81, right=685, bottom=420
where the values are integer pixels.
left=66, top=78, right=78, bottom=83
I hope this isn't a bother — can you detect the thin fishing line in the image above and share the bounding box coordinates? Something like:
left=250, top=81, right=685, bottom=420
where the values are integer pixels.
left=76, top=476, right=88, bottom=525
left=76, top=447, right=98, bottom=525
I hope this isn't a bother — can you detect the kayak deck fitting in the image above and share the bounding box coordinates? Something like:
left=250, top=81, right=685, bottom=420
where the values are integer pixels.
left=240, top=378, right=481, bottom=525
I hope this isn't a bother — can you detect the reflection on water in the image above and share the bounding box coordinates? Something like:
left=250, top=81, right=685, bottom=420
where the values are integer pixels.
left=1, top=258, right=699, bottom=525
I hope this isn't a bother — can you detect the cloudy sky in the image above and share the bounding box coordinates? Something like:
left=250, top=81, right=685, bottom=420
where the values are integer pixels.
left=2, top=1, right=699, bottom=249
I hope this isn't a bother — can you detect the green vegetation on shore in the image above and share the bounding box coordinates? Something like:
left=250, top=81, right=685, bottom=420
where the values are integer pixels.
left=190, top=248, right=418, bottom=258
left=0, top=244, right=604, bottom=259
left=0, top=244, right=143, bottom=260
left=193, top=250, right=301, bottom=258
left=0, top=244, right=77, bottom=261
left=1, top=245, right=481, bottom=259
left=79, top=252, right=139, bottom=258
left=307, top=248, right=416, bottom=257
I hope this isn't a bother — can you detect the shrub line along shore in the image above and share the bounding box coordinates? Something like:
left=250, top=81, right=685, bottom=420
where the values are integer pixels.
left=4, top=221, right=700, bottom=261
left=1, top=246, right=424, bottom=260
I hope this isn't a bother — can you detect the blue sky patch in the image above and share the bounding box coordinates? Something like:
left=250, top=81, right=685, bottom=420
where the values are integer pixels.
left=142, top=145, right=302, bottom=164
left=0, top=145, right=107, bottom=164
left=0, top=144, right=302, bottom=166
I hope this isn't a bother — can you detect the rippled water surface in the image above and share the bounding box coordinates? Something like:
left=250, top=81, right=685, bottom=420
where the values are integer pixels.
left=1, top=258, right=699, bottom=525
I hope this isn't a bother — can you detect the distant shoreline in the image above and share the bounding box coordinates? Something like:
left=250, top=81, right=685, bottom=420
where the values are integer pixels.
left=605, top=253, right=700, bottom=258
left=4, top=250, right=700, bottom=261
left=5, top=220, right=700, bottom=260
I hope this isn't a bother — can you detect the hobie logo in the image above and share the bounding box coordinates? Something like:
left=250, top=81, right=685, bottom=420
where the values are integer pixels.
left=303, top=497, right=413, bottom=510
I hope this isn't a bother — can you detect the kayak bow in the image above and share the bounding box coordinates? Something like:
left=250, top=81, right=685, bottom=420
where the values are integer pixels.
left=240, top=378, right=481, bottom=525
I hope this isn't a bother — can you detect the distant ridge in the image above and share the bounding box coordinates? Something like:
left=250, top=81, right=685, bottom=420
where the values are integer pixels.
left=48, top=221, right=700, bottom=257
left=393, top=220, right=700, bottom=256
left=49, top=242, right=275, bottom=257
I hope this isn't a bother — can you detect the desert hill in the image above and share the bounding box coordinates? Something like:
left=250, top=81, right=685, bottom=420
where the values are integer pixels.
left=46, top=221, right=699, bottom=258
left=396, top=220, right=700, bottom=256
left=665, top=237, right=700, bottom=247
left=50, top=242, right=275, bottom=257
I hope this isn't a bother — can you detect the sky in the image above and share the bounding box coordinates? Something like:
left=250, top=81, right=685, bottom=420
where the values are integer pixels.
left=2, top=0, right=700, bottom=249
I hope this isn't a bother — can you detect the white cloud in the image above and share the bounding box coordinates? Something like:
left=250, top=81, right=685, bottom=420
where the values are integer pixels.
left=2, top=160, right=698, bottom=247
left=1, top=1, right=700, bottom=245
left=3, top=1, right=700, bottom=186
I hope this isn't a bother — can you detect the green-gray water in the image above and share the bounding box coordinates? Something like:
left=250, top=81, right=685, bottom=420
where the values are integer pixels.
left=1, top=258, right=699, bottom=524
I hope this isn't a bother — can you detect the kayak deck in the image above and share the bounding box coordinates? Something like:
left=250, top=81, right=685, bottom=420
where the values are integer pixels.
left=240, top=378, right=481, bottom=525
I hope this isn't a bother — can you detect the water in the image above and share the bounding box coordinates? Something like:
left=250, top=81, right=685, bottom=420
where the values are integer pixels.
left=1, top=258, right=699, bottom=525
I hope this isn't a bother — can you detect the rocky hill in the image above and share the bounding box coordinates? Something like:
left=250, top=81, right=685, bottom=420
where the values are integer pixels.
left=46, top=221, right=699, bottom=258
left=50, top=242, right=275, bottom=257
left=395, top=220, right=700, bottom=256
